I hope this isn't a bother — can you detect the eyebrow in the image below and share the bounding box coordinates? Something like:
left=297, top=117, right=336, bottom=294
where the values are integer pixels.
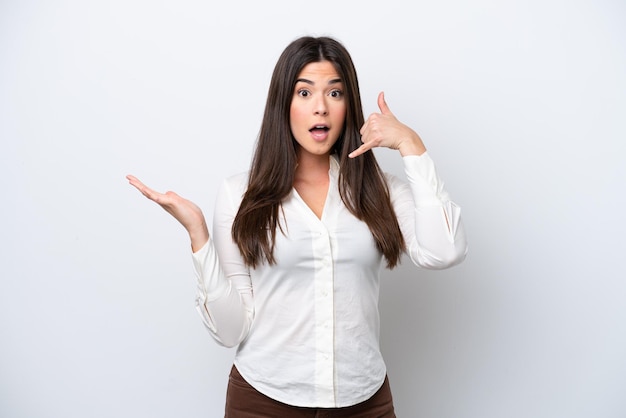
left=295, top=78, right=343, bottom=85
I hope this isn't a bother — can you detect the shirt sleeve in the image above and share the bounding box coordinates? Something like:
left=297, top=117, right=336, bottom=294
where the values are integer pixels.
left=191, top=176, right=254, bottom=347
left=388, top=151, right=468, bottom=269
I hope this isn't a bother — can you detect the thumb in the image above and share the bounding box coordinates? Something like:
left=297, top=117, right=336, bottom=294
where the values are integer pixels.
left=377, top=91, right=392, bottom=115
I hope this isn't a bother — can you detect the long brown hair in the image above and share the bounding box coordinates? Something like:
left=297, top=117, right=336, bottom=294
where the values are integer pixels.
left=231, top=36, right=405, bottom=268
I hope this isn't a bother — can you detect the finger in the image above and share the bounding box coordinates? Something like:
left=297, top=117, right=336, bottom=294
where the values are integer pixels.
left=359, top=119, right=369, bottom=135
left=126, top=174, right=148, bottom=192
left=348, top=142, right=373, bottom=158
left=377, top=91, right=392, bottom=115
left=126, top=175, right=161, bottom=201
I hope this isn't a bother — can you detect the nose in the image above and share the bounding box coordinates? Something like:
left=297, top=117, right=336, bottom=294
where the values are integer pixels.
left=314, top=96, right=328, bottom=116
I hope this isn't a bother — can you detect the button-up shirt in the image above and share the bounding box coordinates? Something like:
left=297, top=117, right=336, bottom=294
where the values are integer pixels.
left=192, top=152, right=467, bottom=408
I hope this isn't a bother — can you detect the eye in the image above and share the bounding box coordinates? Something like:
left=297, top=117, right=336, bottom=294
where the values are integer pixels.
left=297, top=88, right=311, bottom=97
left=329, top=89, right=343, bottom=98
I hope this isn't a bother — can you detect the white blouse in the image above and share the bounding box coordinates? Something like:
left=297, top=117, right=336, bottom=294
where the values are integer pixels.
left=191, top=152, right=467, bottom=408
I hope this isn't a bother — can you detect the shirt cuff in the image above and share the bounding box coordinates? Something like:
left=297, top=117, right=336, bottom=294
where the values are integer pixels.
left=403, top=152, right=450, bottom=207
left=191, top=238, right=229, bottom=302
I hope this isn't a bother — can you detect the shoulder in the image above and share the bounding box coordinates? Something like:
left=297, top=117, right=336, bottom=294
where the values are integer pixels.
left=218, top=171, right=249, bottom=203
left=382, top=170, right=408, bottom=193
left=224, top=171, right=249, bottom=190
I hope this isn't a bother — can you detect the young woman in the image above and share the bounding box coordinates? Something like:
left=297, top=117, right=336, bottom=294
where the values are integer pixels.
left=127, top=36, right=467, bottom=417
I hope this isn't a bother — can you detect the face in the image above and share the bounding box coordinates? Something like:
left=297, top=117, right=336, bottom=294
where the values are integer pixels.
left=290, top=60, right=346, bottom=160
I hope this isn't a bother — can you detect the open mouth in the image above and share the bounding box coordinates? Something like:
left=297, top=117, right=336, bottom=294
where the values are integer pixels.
left=309, top=125, right=329, bottom=133
left=309, top=124, right=330, bottom=141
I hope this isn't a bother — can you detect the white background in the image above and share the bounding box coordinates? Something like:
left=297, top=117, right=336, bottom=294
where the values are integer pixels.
left=1, top=0, right=625, bottom=417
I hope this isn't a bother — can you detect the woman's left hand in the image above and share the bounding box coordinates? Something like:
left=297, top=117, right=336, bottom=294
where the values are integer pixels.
left=349, top=91, right=427, bottom=158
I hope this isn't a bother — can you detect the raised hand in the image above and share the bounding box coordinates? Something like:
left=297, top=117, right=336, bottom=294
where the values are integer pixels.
left=126, top=175, right=209, bottom=252
left=349, top=91, right=426, bottom=158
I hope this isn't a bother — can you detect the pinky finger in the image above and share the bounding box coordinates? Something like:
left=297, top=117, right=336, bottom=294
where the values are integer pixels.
left=348, top=143, right=372, bottom=158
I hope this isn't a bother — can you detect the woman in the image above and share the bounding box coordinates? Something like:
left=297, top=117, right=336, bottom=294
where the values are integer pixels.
left=127, top=36, right=467, bottom=417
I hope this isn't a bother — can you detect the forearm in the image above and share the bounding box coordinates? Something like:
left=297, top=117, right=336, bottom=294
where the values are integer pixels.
left=409, top=203, right=467, bottom=269
left=400, top=152, right=468, bottom=268
left=397, top=130, right=427, bottom=157
left=188, top=220, right=209, bottom=253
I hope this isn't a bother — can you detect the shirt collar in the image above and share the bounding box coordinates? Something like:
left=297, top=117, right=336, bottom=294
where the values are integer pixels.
left=329, top=154, right=340, bottom=181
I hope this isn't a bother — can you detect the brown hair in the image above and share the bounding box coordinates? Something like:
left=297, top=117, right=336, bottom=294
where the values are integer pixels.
left=231, top=36, right=405, bottom=268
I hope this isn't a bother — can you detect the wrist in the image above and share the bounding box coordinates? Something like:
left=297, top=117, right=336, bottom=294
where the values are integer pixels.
left=398, top=132, right=426, bottom=156
left=188, top=220, right=209, bottom=252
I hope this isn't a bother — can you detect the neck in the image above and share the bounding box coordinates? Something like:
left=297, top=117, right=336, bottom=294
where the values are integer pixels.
left=294, top=151, right=331, bottom=182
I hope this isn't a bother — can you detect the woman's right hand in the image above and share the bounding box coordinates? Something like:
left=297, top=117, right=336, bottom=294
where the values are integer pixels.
left=126, top=174, right=209, bottom=252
